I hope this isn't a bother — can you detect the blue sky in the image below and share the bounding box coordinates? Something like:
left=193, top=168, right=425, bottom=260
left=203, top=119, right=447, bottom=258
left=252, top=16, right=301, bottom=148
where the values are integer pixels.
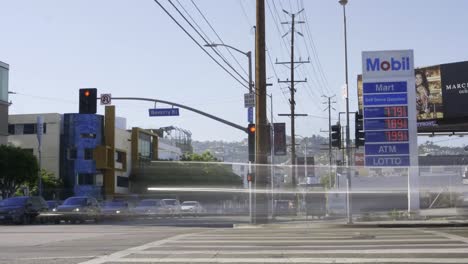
left=2, top=0, right=468, bottom=147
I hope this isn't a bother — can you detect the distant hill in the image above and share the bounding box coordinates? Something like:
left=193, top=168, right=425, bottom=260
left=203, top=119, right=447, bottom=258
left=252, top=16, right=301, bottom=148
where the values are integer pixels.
left=192, top=134, right=331, bottom=164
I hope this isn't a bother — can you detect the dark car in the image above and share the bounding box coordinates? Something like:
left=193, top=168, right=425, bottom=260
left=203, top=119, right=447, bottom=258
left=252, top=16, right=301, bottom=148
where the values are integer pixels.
left=56, top=196, right=100, bottom=223
left=0, top=196, right=49, bottom=224
left=101, top=200, right=130, bottom=216
left=46, top=200, right=62, bottom=212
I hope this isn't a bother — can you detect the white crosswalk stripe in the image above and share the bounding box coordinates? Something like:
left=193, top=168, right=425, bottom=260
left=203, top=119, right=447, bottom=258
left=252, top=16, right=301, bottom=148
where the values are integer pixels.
left=79, top=227, right=468, bottom=263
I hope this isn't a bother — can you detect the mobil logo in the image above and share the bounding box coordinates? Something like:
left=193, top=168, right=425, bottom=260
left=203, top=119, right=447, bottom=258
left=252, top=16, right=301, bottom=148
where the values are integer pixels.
left=366, top=57, right=411, bottom=72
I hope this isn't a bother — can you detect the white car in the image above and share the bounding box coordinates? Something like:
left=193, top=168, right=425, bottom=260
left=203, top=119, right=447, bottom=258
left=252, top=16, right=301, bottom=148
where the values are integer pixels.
left=181, top=201, right=204, bottom=215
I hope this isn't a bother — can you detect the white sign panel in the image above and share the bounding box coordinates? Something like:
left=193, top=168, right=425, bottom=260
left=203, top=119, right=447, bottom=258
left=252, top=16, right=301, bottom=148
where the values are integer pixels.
left=361, top=50, right=419, bottom=211
left=100, top=94, right=112, bottom=105
left=244, top=93, right=255, bottom=108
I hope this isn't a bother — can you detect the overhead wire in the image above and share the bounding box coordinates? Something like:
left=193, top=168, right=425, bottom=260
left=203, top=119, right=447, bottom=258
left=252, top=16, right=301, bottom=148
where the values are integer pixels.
left=153, top=0, right=249, bottom=90
left=172, top=0, right=249, bottom=84
left=191, top=0, right=249, bottom=76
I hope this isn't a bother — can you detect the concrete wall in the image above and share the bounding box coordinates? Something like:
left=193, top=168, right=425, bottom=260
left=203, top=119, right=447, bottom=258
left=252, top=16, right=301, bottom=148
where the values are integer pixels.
left=8, top=113, right=62, bottom=178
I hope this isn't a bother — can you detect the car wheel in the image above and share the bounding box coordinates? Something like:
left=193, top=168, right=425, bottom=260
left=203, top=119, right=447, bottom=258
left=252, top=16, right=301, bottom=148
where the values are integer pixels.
left=21, top=214, right=30, bottom=225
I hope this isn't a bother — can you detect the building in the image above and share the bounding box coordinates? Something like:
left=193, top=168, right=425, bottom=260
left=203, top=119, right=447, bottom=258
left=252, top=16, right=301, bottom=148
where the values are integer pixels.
left=0, top=61, right=9, bottom=145
left=7, top=106, right=185, bottom=200
left=8, top=113, right=62, bottom=178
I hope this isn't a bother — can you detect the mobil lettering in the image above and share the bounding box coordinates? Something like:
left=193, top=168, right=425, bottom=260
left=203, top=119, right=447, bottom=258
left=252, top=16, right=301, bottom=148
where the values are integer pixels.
left=366, top=57, right=411, bottom=72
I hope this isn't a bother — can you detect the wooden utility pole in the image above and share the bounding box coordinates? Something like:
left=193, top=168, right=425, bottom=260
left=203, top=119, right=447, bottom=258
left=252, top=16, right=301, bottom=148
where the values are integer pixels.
left=254, top=0, right=268, bottom=224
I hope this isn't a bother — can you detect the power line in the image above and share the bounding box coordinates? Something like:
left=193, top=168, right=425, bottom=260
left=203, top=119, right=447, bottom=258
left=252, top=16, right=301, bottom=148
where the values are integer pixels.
left=172, top=0, right=248, bottom=84
left=191, top=0, right=249, bottom=76
left=153, top=0, right=249, bottom=89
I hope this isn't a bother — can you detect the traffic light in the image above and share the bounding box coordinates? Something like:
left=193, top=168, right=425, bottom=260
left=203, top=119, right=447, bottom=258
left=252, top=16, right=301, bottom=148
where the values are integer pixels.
left=247, top=124, right=256, bottom=162
left=79, top=88, right=97, bottom=114
left=355, top=112, right=365, bottom=148
left=331, top=123, right=341, bottom=149
left=247, top=173, right=254, bottom=183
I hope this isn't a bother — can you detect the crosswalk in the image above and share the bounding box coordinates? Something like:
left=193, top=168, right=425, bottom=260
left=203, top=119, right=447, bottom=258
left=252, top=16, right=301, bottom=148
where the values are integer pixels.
left=80, top=226, right=468, bottom=263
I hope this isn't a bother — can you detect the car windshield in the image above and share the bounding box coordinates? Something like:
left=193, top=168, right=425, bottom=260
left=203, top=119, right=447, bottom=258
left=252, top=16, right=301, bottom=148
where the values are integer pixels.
left=163, top=200, right=177, bottom=205
left=182, top=202, right=197, bottom=206
left=63, top=197, right=87, bottom=206
left=138, top=200, right=159, bottom=207
left=104, top=201, right=127, bottom=208
left=0, top=197, right=28, bottom=207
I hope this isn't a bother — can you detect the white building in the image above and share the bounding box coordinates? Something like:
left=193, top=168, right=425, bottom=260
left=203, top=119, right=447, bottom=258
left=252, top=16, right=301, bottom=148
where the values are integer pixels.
left=158, top=137, right=182, bottom=160
left=8, top=113, right=62, bottom=178
left=0, top=61, right=9, bottom=145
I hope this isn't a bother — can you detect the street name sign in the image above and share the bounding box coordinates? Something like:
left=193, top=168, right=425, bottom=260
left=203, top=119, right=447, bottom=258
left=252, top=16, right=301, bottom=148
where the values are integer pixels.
left=149, top=108, right=180, bottom=117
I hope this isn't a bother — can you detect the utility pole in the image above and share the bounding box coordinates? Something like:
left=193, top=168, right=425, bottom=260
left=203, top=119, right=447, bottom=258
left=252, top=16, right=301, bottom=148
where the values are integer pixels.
left=254, top=0, right=268, bottom=224
left=322, top=95, right=336, bottom=167
left=322, top=95, right=336, bottom=187
left=276, top=9, right=309, bottom=191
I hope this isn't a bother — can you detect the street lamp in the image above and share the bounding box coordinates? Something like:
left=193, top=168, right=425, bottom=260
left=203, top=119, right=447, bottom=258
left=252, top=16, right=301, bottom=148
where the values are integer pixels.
left=204, top=43, right=253, bottom=95
left=339, top=0, right=352, bottom=224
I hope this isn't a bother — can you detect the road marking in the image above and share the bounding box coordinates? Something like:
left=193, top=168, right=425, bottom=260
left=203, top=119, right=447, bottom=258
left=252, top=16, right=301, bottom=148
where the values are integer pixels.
left=136, top=248, right=468, bottom=254
left=77, top=232, right=198, bottom=264
left=166, top=238, right=452, bottom=243
left=189, top=234, right=436, bottom=239
left=111, top=257, right=468, bottom=263
left=19, top=256, right=97, bottom=260
left=154, top=243, right=468, bottom=248
left=423, top=230, right=468, bottom=244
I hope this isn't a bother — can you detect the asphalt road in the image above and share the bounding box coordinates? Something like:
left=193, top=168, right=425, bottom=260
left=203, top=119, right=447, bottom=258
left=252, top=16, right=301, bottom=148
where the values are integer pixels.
left=1, top=219, right=468, bottom=263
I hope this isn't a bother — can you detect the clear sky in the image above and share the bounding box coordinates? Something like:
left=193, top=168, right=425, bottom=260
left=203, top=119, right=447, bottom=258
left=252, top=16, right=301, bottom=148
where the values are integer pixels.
left=2, top=0, right=468, bottom=147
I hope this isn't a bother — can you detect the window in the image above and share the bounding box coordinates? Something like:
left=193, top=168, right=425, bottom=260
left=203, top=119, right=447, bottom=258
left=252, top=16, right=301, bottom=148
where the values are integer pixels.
left=8, top=124, right=14, bottom=135
left=68, top=148, right=77, bottom=160
left=116, top=151, right=125, bottom=163
left=78, top=173, right=94, bottom=185
left=84, top=148, right=93, bottom=160
left=80, top=133, right=96, bottom=139
left=117, top=176, right=129, bottom=188
left=23, top=124, right=35, bottom=134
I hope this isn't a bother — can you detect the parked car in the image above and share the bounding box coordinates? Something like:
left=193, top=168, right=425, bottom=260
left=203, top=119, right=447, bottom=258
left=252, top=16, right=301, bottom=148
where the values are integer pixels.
left=133, top=199, right=164, bottom=215
left=46, top=200, right=62, bottom=212
left=101, top=200, right=130, bottom=215
left=0, top=196, right=48, bottom=224
left=161, top=199, right=182, bottom=217
left=181, top=201, right=204, bottom=215
left=56, top=196, right=100, bottom=223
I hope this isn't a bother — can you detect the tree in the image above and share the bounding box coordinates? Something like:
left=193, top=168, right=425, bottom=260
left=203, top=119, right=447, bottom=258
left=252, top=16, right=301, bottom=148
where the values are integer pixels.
left=25, top=170, right=63, bottom=200
left=0, top=145, right=38, bottom=199
left=180, top=151, right=218, bottom=162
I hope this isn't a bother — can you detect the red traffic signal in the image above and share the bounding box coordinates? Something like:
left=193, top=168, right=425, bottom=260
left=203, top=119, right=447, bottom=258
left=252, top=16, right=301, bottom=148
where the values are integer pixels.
left=247, top=173, right=254, bottom=182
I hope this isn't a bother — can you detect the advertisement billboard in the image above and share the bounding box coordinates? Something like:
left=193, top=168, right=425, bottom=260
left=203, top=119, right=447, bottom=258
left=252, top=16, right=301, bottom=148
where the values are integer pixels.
left=358, top=60, right=468, bottom=133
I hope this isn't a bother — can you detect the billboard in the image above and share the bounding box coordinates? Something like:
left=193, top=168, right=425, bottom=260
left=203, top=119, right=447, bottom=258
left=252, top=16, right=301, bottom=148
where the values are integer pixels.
left=358, top=60, right=468, bottom=133
left=273, top=123, right=286, bottom=156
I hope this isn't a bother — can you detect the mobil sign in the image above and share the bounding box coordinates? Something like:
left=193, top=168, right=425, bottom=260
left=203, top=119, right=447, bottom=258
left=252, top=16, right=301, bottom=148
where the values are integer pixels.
left=362, top=50, right=414, bottom=79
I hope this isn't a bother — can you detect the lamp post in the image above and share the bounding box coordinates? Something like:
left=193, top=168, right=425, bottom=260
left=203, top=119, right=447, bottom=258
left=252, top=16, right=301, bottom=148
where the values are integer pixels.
left=204, top=43, right=253, bottom=95
left=339, top=0, right=352, bottom=224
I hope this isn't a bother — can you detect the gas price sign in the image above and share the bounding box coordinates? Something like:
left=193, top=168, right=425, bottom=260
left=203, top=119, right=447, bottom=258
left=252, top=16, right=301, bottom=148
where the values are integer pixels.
left=361, top=50, right=417, bottom=167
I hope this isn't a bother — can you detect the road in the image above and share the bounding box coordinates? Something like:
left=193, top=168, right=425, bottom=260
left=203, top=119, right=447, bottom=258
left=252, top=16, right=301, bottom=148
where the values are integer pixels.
left=1, top=219, right=468, bottom=263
